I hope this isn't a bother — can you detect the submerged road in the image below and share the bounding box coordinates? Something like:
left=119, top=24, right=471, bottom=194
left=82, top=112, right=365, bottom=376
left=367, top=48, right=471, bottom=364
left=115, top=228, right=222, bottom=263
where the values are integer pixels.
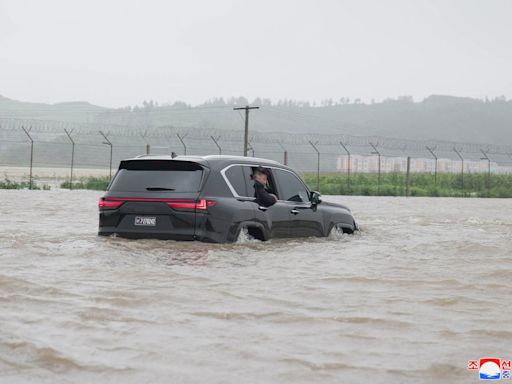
left=0, top=190, right=511, bottom=383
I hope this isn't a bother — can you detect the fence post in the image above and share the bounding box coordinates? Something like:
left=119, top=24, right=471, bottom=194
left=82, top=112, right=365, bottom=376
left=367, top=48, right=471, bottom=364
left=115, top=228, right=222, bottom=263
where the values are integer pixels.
left=370, top=142, right=381, bottom=195
left=405, top=156, right=411, bottom=197
left=277, top=142, right=288, bottom=165
left=64, top=129, right=75, bottom=190
left=248, top=140, right=255, bottom=157
left=480, top=149, right=491, bottom=197
left=140, top=131, right=150, bottom=154
left=211, top=135, right=222, bottom=155
left=163, top=136, right=173, bottom=156
left=99, top=131, right=113, bottom=181
left=21, top=126, right=34, bottom=190
left=339, top=141, right=350, bottom=194
left=425, top=145, right=438, bottom=184
left=453, top=147, right=464, bottom=196
left=177, top=133, right=188, bottom=155
left=309, top=140, right=320, bottom=192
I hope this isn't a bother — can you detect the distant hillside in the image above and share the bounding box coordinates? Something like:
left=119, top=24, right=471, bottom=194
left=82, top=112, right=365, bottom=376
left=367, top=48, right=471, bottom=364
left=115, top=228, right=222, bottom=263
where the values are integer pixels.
left=1, top=94, right=512, bottom=145
left=0, top=95, right=106, bottom=123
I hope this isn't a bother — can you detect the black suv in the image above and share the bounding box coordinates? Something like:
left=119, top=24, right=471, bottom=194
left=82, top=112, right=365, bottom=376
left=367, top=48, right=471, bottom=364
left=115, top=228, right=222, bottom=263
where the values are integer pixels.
left=98, top=155, right=357, bottom=243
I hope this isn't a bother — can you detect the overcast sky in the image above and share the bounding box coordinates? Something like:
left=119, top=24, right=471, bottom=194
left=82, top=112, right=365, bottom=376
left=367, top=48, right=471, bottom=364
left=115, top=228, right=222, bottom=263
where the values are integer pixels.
left=0, top=0, right=511, bottom=107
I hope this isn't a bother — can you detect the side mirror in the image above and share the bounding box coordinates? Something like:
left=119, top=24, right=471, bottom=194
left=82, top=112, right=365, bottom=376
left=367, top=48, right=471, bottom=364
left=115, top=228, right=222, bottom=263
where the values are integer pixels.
left=310, top=191, right=322, bottom=206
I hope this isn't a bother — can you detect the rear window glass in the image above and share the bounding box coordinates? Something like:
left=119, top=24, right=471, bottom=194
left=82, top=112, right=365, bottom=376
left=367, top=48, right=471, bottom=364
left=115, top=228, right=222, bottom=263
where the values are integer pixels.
left=109, top=160, right=203, bottom=192
left=225, top=166, right=248, bottom=196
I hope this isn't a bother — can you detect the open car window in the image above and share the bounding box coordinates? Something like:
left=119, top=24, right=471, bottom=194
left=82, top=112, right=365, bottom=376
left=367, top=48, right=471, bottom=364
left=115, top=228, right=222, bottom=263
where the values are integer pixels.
left=223, top=165, right=279, bottom=198
left=248, top=166, right=278, bottom=198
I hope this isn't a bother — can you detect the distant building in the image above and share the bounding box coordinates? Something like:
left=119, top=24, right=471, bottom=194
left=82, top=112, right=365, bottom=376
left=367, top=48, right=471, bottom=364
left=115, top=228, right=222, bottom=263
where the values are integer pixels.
left=336, top=155, right=510, bottom=173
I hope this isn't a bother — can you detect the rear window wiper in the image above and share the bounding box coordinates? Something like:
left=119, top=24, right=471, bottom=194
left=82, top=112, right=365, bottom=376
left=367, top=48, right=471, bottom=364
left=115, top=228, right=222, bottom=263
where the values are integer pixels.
left=146, top=187, right=175, bottom=191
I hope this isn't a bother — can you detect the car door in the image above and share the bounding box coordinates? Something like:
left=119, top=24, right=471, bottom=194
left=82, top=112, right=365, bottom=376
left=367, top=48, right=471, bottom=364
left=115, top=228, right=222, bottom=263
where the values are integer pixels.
left=272, top=168, right=324, bottom=238
left=241, top=166, right=291, bottom=238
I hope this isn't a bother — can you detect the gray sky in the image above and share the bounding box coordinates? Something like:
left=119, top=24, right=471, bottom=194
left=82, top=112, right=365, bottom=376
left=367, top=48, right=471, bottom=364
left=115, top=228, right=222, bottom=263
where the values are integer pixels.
left=1, top=0, right=511, bottom=107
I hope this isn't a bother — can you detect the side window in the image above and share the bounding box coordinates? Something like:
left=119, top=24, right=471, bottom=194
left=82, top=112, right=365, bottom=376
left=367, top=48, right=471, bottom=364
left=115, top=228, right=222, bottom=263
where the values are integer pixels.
left=246, top=166, right=278, bottom=198
left=225, top=166, right=247, bottom=196
left=273, top=169, right=310, bottom=203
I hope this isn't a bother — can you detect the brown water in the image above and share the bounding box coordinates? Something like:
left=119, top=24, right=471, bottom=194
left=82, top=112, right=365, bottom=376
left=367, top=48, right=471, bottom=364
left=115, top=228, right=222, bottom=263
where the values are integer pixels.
left=1, top=190, right=511, bottom=383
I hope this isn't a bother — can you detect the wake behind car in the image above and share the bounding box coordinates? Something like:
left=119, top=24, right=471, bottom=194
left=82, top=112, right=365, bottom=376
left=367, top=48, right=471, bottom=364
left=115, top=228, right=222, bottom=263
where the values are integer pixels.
left=98, top=155, right=357, bottom=243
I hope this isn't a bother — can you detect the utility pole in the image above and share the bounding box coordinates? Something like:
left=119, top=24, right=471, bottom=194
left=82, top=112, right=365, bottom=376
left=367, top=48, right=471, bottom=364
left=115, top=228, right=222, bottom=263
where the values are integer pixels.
left=480, top=149, right=491, bottom=197
left=370, top=142, right=381, bottom=195
left=425, top=145, right=438, bottom=184
left=211, top=136, right=222, bottom=155
left=64, top=128, right=75, bottom=190
left=99, top=131, right=113, bottom=180
left=21, top=126, right=34, bottom=190
left=453, top=147, right=464, bottom=196
left=339, top=141, right=351, bottom=194
left=233, top=105, right=259, bottom=156
left=309, top=140, right=320, bottom=192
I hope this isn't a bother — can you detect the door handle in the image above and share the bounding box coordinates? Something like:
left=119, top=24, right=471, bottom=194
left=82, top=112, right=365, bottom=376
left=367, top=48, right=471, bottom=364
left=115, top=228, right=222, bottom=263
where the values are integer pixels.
left=290, top=209, right=299, bottom=215
left=258, top=206, right=268, bottom=211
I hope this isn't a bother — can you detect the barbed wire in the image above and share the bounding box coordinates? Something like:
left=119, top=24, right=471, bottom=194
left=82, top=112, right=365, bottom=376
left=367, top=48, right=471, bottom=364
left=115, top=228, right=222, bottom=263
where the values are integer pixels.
left=1, top=116, right=511, bottom=158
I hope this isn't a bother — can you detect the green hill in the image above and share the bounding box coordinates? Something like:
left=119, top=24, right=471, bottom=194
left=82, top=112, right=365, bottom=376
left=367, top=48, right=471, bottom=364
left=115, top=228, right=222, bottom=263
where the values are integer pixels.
left=1, top=94, right=512, bottom=145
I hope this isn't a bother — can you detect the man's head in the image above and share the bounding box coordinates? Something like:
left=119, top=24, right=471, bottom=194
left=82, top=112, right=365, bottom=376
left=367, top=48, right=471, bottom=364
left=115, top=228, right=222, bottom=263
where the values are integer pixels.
left=253, top=167, right=268, bottom=185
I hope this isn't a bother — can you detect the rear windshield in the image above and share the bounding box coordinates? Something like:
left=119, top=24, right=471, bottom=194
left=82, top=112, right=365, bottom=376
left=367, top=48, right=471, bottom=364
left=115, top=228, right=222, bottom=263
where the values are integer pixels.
left=108, top=160, right=204, bottom=192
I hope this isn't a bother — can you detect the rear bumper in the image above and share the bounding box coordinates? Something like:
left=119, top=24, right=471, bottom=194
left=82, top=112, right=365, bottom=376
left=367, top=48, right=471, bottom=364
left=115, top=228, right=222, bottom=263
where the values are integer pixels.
left=98, top=201, right=199, bottom=241
left=98, top=225, right=233, bottom=243
left=98, top=227, right=196, bottom=241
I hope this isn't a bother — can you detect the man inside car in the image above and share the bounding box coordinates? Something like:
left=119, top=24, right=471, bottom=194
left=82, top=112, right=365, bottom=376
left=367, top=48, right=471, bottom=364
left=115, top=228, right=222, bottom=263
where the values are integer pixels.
left=252, top=167, right=277, bottom=207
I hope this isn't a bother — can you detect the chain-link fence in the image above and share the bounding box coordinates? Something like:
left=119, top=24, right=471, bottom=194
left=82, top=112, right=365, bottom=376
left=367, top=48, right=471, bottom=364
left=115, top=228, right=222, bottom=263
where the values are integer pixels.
left=1, top=117, right=512, bottom=195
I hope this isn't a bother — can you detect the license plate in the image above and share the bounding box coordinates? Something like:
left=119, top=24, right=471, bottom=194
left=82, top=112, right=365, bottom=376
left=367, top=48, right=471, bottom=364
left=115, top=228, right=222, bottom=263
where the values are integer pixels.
left=134, top=216, right=156, bottom=226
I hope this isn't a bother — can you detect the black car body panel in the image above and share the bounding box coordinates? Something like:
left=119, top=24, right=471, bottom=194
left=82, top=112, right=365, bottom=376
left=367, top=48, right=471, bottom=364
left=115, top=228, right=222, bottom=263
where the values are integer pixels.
left=98, top=155, right=357, bottom=243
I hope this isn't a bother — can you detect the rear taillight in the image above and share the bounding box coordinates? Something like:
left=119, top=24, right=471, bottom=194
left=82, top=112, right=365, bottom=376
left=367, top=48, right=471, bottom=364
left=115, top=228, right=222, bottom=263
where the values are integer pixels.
left=167, top=199, right=216, bottom=211
left=98, top=197, right=216, bottom=211
left=98, top=197, right=123, bottom=209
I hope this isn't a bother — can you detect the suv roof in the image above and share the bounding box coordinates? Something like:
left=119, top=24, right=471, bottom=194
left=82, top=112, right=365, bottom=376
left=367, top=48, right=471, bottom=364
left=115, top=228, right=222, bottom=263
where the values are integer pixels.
left=124, top=154, right=282, bottom=169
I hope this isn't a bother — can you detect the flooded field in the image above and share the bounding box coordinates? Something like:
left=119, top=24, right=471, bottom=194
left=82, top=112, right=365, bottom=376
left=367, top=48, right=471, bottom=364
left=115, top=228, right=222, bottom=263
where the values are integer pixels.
left=1, top=190, right=511, bottom=383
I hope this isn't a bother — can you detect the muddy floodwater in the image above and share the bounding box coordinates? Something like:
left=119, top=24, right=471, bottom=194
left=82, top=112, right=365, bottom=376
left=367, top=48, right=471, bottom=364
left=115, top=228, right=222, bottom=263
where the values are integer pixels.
left=0, top=190, right=511, bottom=383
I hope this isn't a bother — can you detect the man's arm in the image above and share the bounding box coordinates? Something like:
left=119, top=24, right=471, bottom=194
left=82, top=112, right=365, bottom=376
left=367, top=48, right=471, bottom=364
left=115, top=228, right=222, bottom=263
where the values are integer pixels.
left=254, top=182, right=277, bottom=207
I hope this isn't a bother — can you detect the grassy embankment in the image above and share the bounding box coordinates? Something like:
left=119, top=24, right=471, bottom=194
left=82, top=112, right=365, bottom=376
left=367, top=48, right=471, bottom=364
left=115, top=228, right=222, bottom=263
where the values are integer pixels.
left=0, top=178, right=50, bottom=190
left=67, top=173, right=512, bottom=197
left=0, top=176, right=106, bottom=190
left=2, top=173, right=512, bottom=198
left=60, top=176, right=110, bottom=190
left=302, top=172, right=512, bottom=198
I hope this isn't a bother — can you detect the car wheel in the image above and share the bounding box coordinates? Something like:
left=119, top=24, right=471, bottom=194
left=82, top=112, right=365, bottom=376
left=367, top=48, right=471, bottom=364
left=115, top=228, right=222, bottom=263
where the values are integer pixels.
left=328, top=223, right=346, bottom=240
left=236, top=226, right=254, bottom=243
left=236, top=225, right=265, bottom=243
